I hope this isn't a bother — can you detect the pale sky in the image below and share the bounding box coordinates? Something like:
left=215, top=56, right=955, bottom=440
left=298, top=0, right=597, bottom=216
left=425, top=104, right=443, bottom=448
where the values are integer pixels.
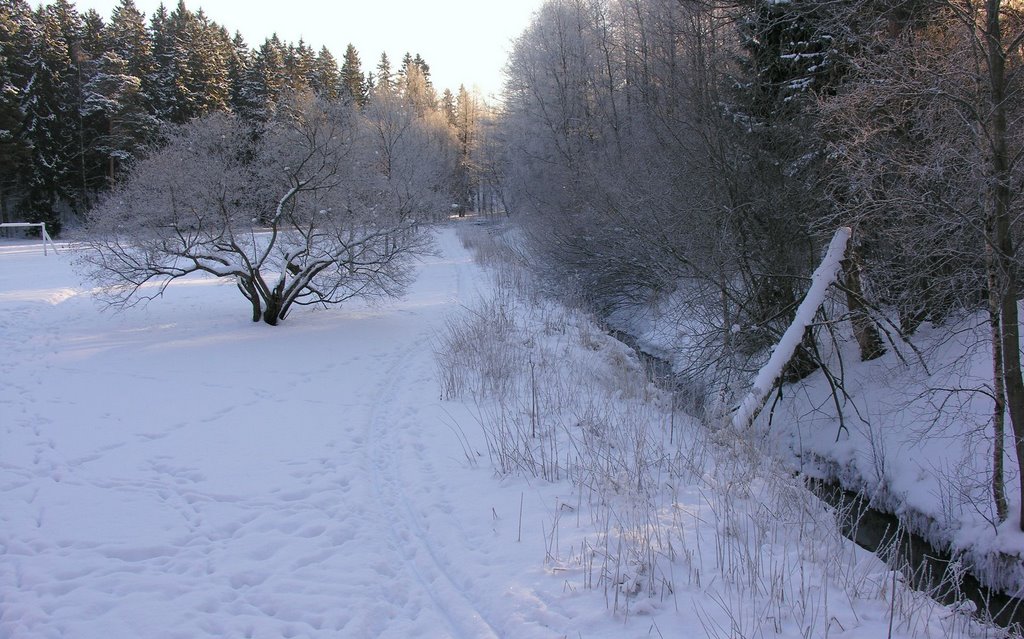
left=66, top=0, right=544, bottom=99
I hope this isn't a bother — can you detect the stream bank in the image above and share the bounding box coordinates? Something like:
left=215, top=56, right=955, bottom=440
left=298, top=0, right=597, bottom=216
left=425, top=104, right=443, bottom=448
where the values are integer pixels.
left=611, top=329, right=1024, bottom=634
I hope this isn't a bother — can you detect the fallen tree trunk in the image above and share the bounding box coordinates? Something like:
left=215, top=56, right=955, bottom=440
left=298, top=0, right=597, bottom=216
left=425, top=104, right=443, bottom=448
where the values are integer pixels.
left=730, top=227, right=852, bottom=430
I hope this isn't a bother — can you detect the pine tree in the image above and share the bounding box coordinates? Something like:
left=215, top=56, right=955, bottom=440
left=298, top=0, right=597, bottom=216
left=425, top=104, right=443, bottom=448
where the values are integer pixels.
left=0, top=0, right=33, bottom=223
left=80, top=9, right=106, bottom=57
left=19, top=2, right=81, bottom=232
left=108, top=0, right=153, bottom=82
left=81, top=50, right=158, bottom=181
left=398, top=51, right=412, bottom=83
left=412, top=53, right=431, bottom=86
left=236, top=35, right=285, bottom=122
left=400, top=53, right=436, bottom=114
left=146, top=3, right=176, bottom=120
left=374, top=51, right=392, bottom=92
left=149, top=0, right=230, bottom=123
left=284, top=38, right=314, bottom=93
left=226, top=30, right=250, bottom=115
left=440, top=88, right=456, bottom=127
left=189, top=12, right=231, bottom=115
left=310, top=45, right=339, bottom=100
left=340, top=43, right=365, bottom=105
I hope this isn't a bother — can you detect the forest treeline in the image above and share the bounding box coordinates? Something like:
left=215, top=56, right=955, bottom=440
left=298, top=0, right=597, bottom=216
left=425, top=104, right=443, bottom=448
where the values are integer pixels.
left=0, top=0, right=491, bottom=232
left=497, top=0, right=1024, bottom=526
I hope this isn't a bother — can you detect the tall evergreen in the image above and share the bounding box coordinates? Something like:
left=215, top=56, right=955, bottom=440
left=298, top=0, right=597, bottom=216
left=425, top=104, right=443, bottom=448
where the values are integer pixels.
left=374, top=51, right=393, bottom=92
left=340, top=43, right=365, bottom=105
left=284, top=38, right=314, bottom=93
left=108, top=0, right=153, bottom=81
left=0, top=0, right=33, bottom=223
left=440, top=88, right=456, bottom=127
left=188, top=12, right=231, bottom=115
left=226, top=30, right=250, bottom=116
left=81, top=50, right=158, bottom=182
left=236, top=35, right=286, bottom=122
left=399, top=52, right=436, bottom=114
left=19, top=2, right=81, bottom=231
left=310, top=45, right=340, bottom=100
left=80, top=9, right=107, bottom=57
left=146, top=3, right=175, bottom=120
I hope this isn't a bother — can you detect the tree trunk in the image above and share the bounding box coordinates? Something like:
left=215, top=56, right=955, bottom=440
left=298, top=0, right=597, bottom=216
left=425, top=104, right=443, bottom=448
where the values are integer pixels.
left=842, top=242, right=886, bottom=361
left=997, top=258, right=1024, bottom=531
left=988, top=258, right=1009, bottom=522
left=986, top=0, right=1024, bottom=530
left=237, top=279, right=262, bottom=323
left=262, top=300, right=281, bottom=326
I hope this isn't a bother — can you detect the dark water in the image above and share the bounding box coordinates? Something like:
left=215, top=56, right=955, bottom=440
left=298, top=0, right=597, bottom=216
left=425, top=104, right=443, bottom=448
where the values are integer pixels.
left=608, top=329, right=706, bottom=412
left=809, top=479, right=1024, bottom=634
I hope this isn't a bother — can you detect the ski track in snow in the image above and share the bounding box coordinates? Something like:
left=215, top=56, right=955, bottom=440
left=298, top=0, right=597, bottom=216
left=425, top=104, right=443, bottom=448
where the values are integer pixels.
left=0, top=230, right=514, bottom=638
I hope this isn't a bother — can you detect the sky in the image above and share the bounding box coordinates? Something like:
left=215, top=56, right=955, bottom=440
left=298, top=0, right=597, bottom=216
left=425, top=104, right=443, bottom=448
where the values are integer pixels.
left=66, top=0, right=545, bottom=99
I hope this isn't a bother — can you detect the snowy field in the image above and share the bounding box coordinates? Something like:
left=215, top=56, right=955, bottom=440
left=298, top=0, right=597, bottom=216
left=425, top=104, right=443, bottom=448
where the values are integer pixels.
left=0, top=224, right=991, bottom=637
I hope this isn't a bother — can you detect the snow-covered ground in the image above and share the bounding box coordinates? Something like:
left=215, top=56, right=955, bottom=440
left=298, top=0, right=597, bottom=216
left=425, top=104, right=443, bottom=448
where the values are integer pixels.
left=0, top=225, right=990, bottom=637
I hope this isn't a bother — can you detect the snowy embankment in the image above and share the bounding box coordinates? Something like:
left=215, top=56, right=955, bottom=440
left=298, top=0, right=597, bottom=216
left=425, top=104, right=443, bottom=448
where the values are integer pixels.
left=613, top=244, right=1024, bottom=600
left=0, top=225, right=986, bottom=638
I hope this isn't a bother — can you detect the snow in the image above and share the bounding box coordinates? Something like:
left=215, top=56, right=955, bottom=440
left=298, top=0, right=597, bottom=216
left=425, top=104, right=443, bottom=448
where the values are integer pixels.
left=0, top=226, right=985, bottom=637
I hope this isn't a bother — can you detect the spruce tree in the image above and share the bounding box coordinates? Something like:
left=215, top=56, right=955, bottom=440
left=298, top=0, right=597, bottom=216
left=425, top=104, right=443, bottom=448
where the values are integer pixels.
left=188, top=12, right=231, bottom=115
left=81, top=50, right=158, bottom=182
left=236, top=36, right=286, bottom=122
left=80, top=9, right=106, bottom=57
left=19, top=3, right=80, bottom=232
left=374, top=51, right=392, bottom=92
left=340, top=43, right=365, bottom=105
left=440, top=88, right=456, bottom=127
left=146, top=3, right=176, bottom=121
left=226, top=30, right=250, bottom=116
left=310, top=45, right=340, bottom=100
left=108, top=0, right=153, bottom=82
left=160, top=1, right=200, bottom=122
left=285, top=38, right=314, bottom=93
left=0, top=0, right=33, bottom=223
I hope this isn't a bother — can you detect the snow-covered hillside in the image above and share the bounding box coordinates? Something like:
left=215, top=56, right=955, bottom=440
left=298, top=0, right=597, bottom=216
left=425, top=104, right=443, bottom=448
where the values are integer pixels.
left=0, top=225, right=989, bottom=637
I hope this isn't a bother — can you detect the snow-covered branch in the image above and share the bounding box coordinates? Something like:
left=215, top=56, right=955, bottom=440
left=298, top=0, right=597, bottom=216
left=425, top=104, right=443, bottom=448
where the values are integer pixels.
left=730, top=227, right=852, bottom=430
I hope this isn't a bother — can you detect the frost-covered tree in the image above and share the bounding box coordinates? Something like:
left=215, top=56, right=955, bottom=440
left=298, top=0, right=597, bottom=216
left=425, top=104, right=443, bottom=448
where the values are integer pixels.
left=284, top=38, right=314, bottom=94
left=235, top=35, right=287, bottom=122
left=77, top=92, right=447, bottom=326
left=818, top=0, right=1024, bottom=525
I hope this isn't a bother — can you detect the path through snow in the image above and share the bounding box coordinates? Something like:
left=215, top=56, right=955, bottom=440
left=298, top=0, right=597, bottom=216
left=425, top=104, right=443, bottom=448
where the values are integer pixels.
left=0, top=230, right=530, bottom=638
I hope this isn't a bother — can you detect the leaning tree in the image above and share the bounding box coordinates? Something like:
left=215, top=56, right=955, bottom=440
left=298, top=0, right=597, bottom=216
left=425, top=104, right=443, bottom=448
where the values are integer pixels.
left=77, top=92, right=449, bottom=325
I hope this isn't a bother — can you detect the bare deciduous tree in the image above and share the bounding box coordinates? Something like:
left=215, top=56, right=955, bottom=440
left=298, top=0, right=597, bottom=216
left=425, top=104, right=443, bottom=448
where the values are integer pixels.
left=77, top=92, right=451, bottom=325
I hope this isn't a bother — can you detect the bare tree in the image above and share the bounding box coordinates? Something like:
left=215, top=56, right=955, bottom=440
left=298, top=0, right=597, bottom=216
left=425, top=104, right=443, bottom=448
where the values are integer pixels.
left=818, top=0, right=1024, bottom=525
left=77, top=92, right=445, bottom=325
